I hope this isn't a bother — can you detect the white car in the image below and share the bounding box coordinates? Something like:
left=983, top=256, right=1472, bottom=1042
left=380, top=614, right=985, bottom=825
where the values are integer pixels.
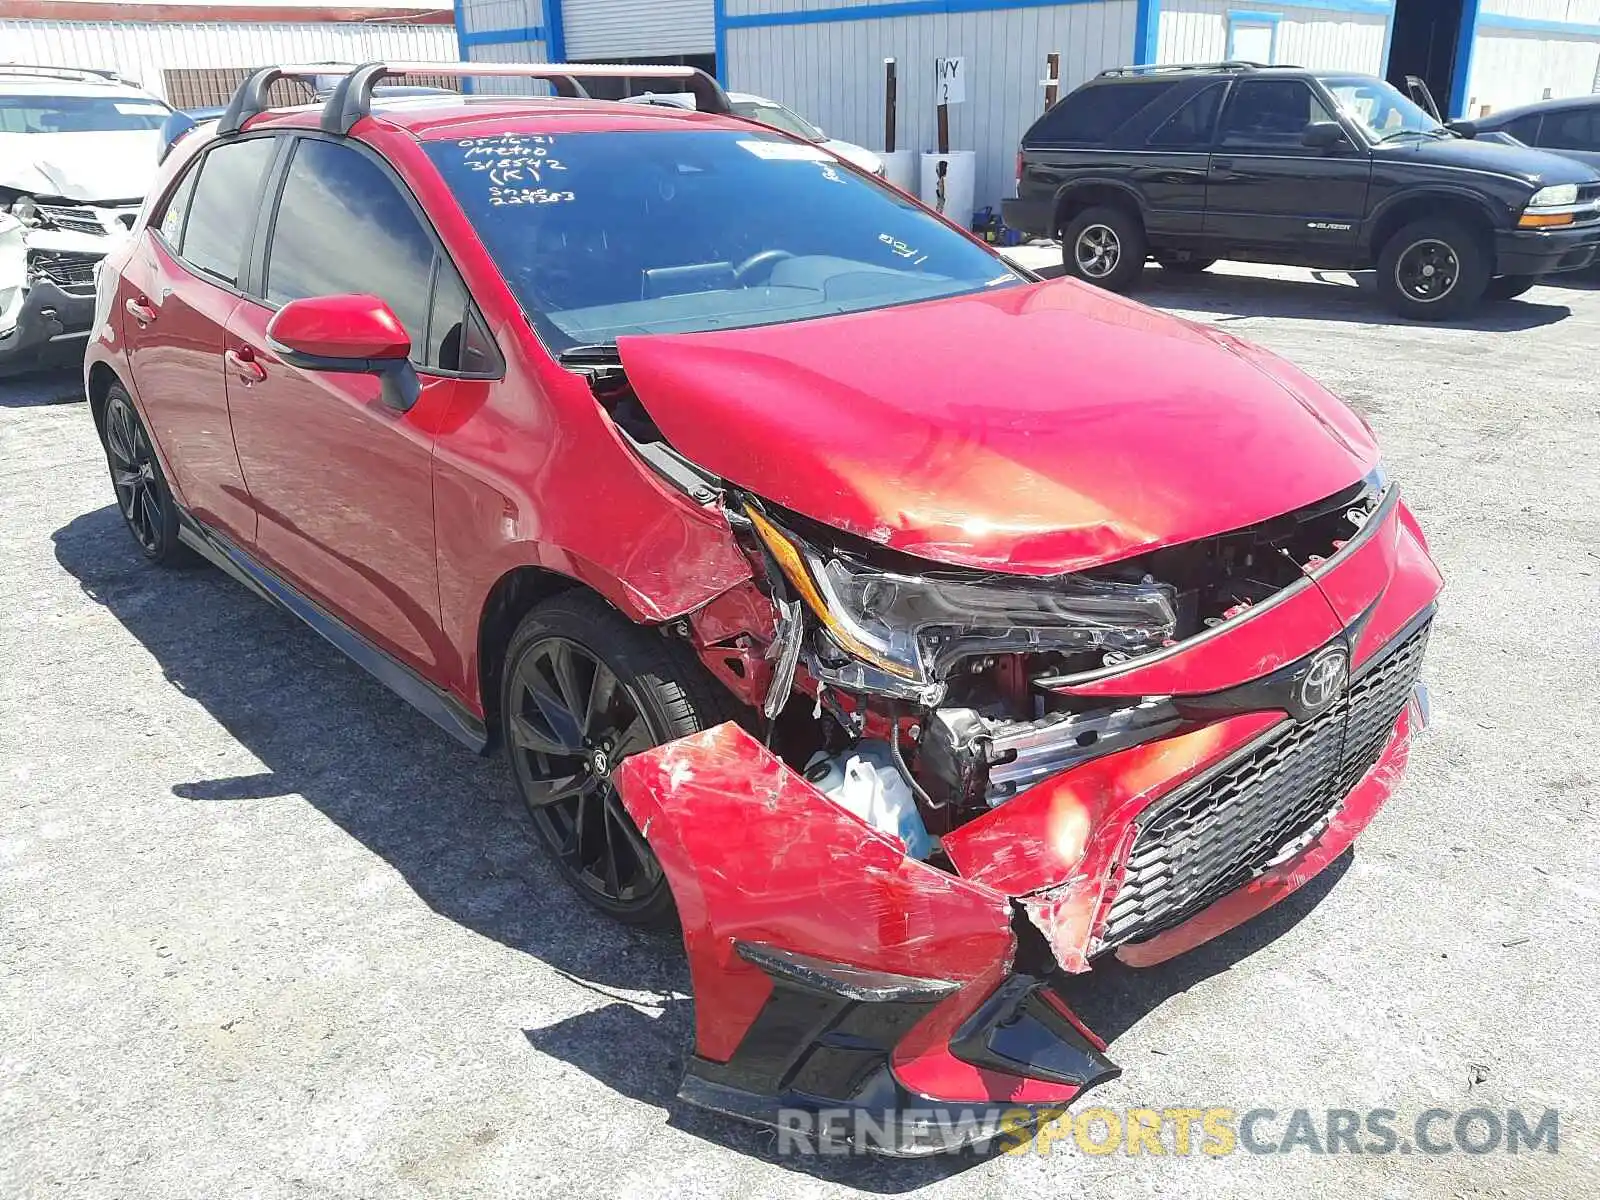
left=0, top=65, right=170, bottom=374
left=725, top=92, right=885, bottom=177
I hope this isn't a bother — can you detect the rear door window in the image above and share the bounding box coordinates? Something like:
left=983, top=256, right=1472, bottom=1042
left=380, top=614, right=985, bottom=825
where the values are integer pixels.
left=1216, top=79, right=1337, bottom=151
left=1147, top=83, right=1228, bottom=149
left=1030, top=82, right=1177, bottom=145
left=1539, top=108, right=1599, bottom=151
left=182, top=137, right=277, bottom=286
left=1503, top=114, right=1542, bottom=145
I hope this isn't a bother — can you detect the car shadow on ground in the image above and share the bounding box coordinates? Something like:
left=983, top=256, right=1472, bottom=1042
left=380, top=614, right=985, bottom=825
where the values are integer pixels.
left=0, top=367, right=84, bottom=407
left=1028, top=260, right=1573, bottom=330
left=54, top=501, right=1353, bottom=1190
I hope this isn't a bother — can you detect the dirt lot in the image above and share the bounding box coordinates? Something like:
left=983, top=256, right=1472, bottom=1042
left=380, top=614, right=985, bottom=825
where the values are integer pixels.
left=3, top=263, right=1598, bottom=1199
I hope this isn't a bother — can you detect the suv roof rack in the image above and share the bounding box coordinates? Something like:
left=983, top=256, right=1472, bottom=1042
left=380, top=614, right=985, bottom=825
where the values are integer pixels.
left=1096, top=61, right=1300, bottom=77
left=0, top=63, right=136, bottom=86
left=217, top=61, right=733, bottom=138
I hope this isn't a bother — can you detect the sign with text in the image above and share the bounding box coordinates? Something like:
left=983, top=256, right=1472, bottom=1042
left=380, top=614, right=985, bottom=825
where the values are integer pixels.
left=935, top=57, right=966, bottom=105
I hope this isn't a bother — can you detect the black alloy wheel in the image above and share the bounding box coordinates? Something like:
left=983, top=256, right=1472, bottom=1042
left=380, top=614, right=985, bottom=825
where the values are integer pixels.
left=100, top=386, right=188, bottom=565
left=501, top=593, right=739, bottom=927
left=1376, top=218, right=1490, bottom=320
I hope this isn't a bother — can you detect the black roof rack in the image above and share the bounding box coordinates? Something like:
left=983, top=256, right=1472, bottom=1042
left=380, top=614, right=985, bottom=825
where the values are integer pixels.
left=0, top=63, right=139, bottom=86
left=217, top=60, right=733, bottom=139
left=1096, top=61, right=1301, bottom=77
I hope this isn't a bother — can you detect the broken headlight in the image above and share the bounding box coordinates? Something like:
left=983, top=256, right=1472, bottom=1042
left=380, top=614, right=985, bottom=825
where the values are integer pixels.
left=747, top=506, right=1178, bottom=686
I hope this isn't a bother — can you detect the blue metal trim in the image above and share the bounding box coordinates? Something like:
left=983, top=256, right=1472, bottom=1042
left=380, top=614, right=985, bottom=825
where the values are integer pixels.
left=720, top=0, right=1389, bottom=33
left=544, top=0, right=567, bottom=62
left=1227, top=9, right=1282, bottom=63
left=1133, top=0, right=1160, bottom=65
left=1450, top=0, right=1480, bottom=118
left=452, top=0, right=469, bottom=59
left=1477, top=12, right=1600, bottom=36
left=461, top=26, right=547, bottom=47
left=723, top=0, right=1109, bottom=31
left=1379, top=12, right=1393, bottom=76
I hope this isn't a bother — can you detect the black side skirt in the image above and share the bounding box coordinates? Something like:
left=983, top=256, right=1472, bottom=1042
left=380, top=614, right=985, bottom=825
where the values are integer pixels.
left=176, top=511, right=488, bottom=753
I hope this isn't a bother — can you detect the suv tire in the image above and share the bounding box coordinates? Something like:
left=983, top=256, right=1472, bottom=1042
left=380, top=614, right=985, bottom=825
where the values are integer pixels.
left=500, top=592, right=740, bottom=929
left=98, top=384, right=194, bottom=567
left=1062, top=205, right=1147, bottom=292
left=1484, top=274, right=1540, bottom=302
left=1154, top=253, right=1216, bottom=274
left=1376, top=219, right=1491, bottom=320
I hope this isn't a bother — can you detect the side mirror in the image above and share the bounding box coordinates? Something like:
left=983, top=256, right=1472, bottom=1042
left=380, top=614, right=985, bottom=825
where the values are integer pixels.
left=267, top=293, right=420, bottom=411
left=1446, top=119, right=1478, bottom=139
left=1302, top=121, right=1347, bottom=150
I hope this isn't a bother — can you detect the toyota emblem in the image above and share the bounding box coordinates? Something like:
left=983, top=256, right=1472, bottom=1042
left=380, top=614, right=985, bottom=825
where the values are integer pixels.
left=1298, top=646, right=1349, bottom=716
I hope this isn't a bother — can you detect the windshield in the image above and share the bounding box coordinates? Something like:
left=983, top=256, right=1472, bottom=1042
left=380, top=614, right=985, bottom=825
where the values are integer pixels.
left=1320, top=76, right=1445, bottom=141
left=732, top=99, right=824, bottom=142
left=426, top=129, right=1021, bottom=350
left=0, top=93, right=170, bottom=133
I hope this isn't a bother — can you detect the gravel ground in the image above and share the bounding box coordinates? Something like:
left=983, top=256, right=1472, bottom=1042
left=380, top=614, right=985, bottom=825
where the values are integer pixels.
left=3, top=262, right=1598, bottom=1199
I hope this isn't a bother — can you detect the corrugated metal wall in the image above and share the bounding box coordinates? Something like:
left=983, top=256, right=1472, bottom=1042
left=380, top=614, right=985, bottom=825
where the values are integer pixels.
left=1156, top=0, right=1387, bottom=72
left=1466, top=30, right=1600, bottom=111
left=0, top=19, right=457, bottom=101
left=724, top=1, right=1139, bottom=210
left=1465, top=0, right=1600, bottom=112
left=564, top=0, right=714, bottom=58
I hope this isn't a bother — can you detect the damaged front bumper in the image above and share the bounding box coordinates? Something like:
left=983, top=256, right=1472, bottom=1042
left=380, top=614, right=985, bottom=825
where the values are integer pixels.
left=0, top=219, right=107, bottom=376
left=612, top=647, right=1430, bottom=1153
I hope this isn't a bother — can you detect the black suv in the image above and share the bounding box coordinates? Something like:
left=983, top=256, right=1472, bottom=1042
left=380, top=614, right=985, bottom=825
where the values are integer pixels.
left=1004, top=63, right=1600, bottom=319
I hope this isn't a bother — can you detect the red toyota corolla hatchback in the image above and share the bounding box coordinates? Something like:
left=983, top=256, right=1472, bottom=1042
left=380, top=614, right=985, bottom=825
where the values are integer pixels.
left=87, top=63, right=1441, bottom=1154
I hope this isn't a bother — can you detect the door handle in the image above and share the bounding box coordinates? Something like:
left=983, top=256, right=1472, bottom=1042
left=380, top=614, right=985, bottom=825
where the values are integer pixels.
left=1210, top=158, right=1234, bottom=177
left=225, top=347, right=267, bottom=385
left=125, top=296, right=156, bottom=325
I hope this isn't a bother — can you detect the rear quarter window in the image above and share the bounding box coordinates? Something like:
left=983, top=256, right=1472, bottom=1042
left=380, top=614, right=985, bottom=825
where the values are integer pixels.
left=1027, top=81, right=1178, bottom=147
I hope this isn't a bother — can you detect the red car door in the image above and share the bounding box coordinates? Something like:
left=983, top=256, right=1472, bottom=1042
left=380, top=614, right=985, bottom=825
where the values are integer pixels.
left=118, top=135, right=279, bottom=546
left=222, top=135, right=464, bottom=679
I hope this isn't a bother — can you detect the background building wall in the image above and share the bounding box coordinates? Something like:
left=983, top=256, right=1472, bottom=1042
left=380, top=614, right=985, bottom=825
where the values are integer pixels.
left=0, top=17, right=456, bottom=100
left=723, top=0, right=1140, bottom=212
left=1464, top=0, right=1600, bottom=112
left=1155, top=0, right=1390, bottom=73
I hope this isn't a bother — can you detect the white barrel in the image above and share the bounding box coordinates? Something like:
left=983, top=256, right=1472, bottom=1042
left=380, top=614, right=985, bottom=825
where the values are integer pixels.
left=880, top=149, right=917, bottom=195
left=919, top=150, right=975, bottom=228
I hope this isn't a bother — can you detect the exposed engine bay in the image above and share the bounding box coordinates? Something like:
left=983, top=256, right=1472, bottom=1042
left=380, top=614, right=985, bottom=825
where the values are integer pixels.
left=580, top=355, right=1388, bottom=857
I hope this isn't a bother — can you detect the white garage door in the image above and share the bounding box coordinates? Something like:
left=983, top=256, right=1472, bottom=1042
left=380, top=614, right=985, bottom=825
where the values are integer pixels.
left=562, top=0, right=714, bottom=60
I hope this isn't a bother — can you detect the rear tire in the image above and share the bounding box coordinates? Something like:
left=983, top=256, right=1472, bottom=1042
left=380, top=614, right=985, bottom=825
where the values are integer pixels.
left=1484, top=274, right=1540, bottom=302
left=500, top=592, right=740, bottom=929
left=1376, top=219, right=1490, bottom=320
left=1061, top=205, right=1147, bottom=292
left=1154, top=253, right=1216, bottom=274
left=98, top=384, right=193, bottom=567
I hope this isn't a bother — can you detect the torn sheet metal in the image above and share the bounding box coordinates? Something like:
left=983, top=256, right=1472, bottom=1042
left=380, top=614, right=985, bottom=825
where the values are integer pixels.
left=611, top=722, right=1120, bottom=1147
left=942, top=713, right=1283, bottom=971
left=612, top=721, right=1015, bottom=1062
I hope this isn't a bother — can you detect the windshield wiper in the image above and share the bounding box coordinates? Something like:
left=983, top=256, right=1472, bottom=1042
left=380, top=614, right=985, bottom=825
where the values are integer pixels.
left=558, top=343, right=621, bottom=366
left=1377, top=128, right=1429, bottom=143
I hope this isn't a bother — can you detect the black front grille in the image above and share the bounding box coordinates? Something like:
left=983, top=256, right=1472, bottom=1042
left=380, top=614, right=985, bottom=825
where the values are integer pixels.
left=1099, top=621, right=1430, bottom=950
left=36, top=204, right=106, bottom=236
left=28, top=250, right=100, bottom=290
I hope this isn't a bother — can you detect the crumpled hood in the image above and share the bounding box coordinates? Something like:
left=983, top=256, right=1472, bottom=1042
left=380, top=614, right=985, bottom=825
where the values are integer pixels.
left=0, top=131, right=162, bottom=202
left=617, top=278, right=1380, bottom=575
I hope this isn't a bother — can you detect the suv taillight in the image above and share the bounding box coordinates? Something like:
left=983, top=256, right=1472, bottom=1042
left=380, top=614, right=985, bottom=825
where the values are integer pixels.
left=1015, top=151, right=1024, bottom=184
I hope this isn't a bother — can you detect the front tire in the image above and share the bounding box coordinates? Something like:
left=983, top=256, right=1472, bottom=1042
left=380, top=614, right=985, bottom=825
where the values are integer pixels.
left=1376, top=219, right=1490, bottom=320
left=1062, top=205, right=1147, bottom=292
left=500, top=592, right=737, bottom=928
left=98, top=385, right=191, bottom=566
left=1484, top=274, right=1540, bottom=302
